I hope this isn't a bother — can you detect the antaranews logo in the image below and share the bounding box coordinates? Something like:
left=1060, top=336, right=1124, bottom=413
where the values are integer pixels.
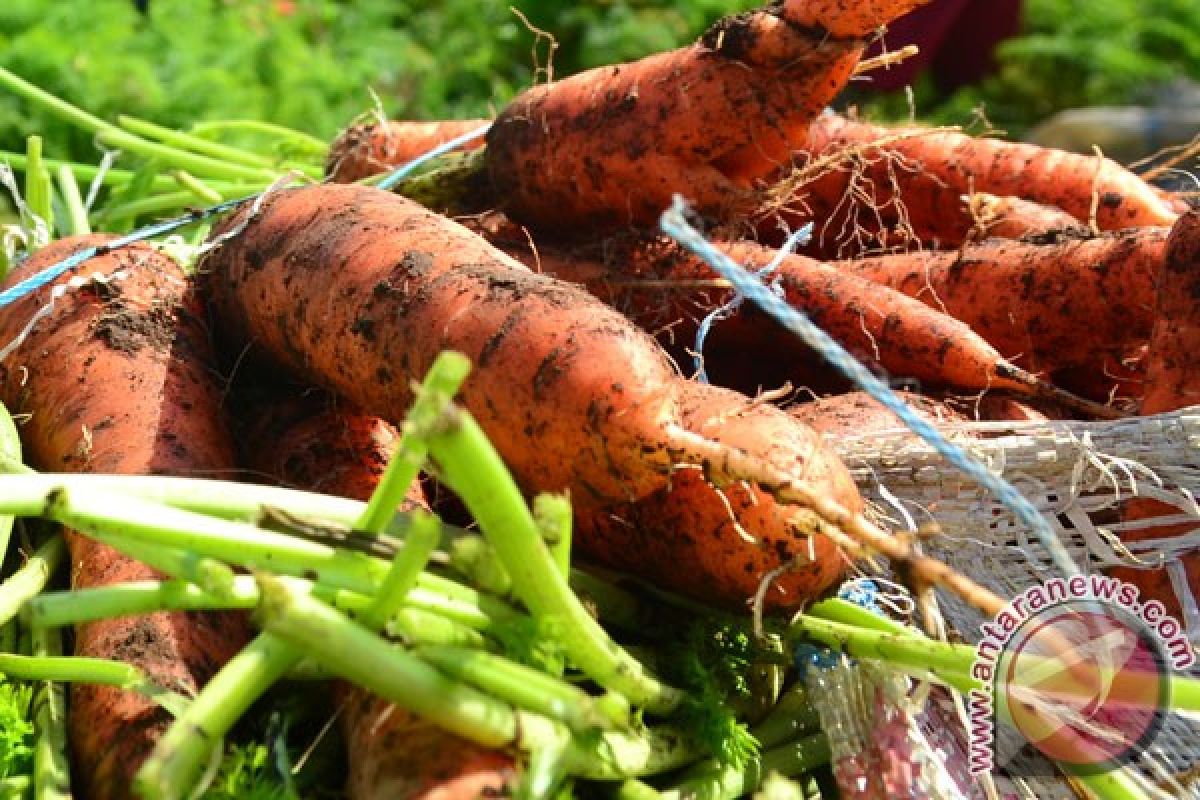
left=968, top=575, right=1194, bottom=776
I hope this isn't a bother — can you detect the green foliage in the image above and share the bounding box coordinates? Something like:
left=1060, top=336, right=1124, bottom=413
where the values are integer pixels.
left=657, top=620, right=762, bottom=769
left=861, top=0, right=1200, bottom=133
left=0, top=680, right=33, bottom=781
left=202, top=740, right=291, bottom=800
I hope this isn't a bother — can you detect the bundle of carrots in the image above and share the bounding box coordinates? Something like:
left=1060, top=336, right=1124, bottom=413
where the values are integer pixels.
left=0, top=0, right=1195, bottom=797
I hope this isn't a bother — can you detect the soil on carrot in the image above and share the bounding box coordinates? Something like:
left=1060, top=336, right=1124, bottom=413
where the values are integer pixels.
left=92, top=300, right=182, bottom=355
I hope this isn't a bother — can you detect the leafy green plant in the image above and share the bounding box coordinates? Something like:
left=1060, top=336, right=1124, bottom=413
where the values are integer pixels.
left=0, top=680, right=33, bottom=780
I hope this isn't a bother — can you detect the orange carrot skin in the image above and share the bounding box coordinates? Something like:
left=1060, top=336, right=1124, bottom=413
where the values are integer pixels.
left=795, top=113, right=1179, bottom=236
left=789, top=390, right=965, bottom=436
left=1111, top=211, right=1200, bottom=618
left=485, top=7, right=877, bottom=230
left=203, top=184, right=859, bottom=607
left=204, top=184, right=678, bottom=506
left=239, top=403, right=514, bottom=800
left=835, top=227, right=1168, bottom=375
left=578, top=383, right=860, bottom=610
left=325, top=118, right=488, bottom=183
left=0, top=236, right=247, bottom=800
left=784, top=0, right=931, bottom=37
left=490, top=228, right=1062, bottom=396
left=1139, top=211, right=1200, bottom=413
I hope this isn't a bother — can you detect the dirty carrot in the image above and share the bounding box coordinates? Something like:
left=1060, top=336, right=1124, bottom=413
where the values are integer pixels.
left=0, top=235, right=249, bottom=800
left=201, top=183, right=863, bottom=612
left=485, top=0, right=931, bottom=230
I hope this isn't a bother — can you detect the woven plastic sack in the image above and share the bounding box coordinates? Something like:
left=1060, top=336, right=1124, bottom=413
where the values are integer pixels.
left=829, top=407, right=1200, bottom=799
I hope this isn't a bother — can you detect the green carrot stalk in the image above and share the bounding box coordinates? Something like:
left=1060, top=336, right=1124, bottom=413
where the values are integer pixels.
left=534, top=494, right=572, bottom=579
left=360, top=511, right=441, bottom=629
left=53, top=165, right=89, bottom=236
left=421, top=353, right=684, bottom=714
left=356, top=355, right=470, bottom=534
left=790, top=615, right=978, bottom=691
left=170, top=171, right=223, bottom=205
left=657, top=734, right=831, bottom=800
left=0, top=536, right=65, bottom=628
left=258, top=574, right=518, bottom=747
left=117, top=116, right=275, bottom=170
left=117, top=116, right=323, bottom=180
left=22, top=136, right=53, bottom=243
left=0, top=652, right=183, bottom=714
left=96, top=185, right=257, bottom=222
left=256, top=575, right=702, bottom=780
left=26, top=577, right=501, bottom=635
left=415, top=644, right=614, bottom=733
left=748, top=684, right=821, bottom=749
left=133, top=631, right=299, bottom=800
left=0, top=151, right=174, bottom=190
left=0, top=405, right=23, bottom=559
left=0, top=67, right=274, bottom=183
left=806, top=597, right=912, bottom=635
left=616, top=779, right=664, bottom=800
left=78, top=528, right=236, bottom=597
left=0, top=468, right=423, bottom=540
left=1069, top=767, right=1153, bottom=800
left=29, top=626, right=69, bottom=800
left=186, top=119, right=327, bottom=155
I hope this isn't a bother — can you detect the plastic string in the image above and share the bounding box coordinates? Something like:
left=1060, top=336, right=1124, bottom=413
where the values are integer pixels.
left=660, top=195, right=1084, bottom=581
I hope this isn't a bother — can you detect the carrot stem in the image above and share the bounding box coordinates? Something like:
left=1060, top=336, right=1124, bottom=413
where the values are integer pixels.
left=134, top=631, right=299, bottom=800
left=29, top=625, right=69, bottom=800
left=657, top=734, right=831, bottom=800
left=23, top=136, right=53, bottom=246
left=81, top=530, right=237, bottom=597
left=53, top=165, right=89, bottom=236
left=421, top=353, right=685, bottom=714
left=186, top=119, right=328, bottom=155
left=0, top=406, right=22, bottom=558
left=0, top=150, right=167, bottom=189
left=256, top=573, right=520, bottom=746
left=0, top=536, right=65, bottom=628
left=117, top=115, right=276, bottom=171
left=356, top=350, right=468, bottom=534
left=534, top=494, right=573, bottom=580
left=170, top=171, right=223, bottom=205
left=415, top=644, right=613, bottom=733
left=361, top=510, right=441, bottom=629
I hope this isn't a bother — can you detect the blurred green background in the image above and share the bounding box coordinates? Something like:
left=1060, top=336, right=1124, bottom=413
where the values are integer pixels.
left=0, top=0, right=1197, bottom=163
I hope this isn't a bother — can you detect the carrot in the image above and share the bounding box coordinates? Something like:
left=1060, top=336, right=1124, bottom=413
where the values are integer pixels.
left=325, top=118, right=489, bottom=183
left=0, top=235, right=248, bottom=800
left=765, top=112, right=1179, bottom=254
left=202, top=183, right=862, bottom=606
left=238, top=398, right=515, bottom=800
left=487, top=227, right=1122, bottom=416
left=1111, top=210, right=1200, bottom=618
left=833, top=226, right=1168, bottom=378
left=576, top=382, right=857, bottom=610
left=484, top=0, right=930, bottom=230
left=788, top=390, right=965, bottom=437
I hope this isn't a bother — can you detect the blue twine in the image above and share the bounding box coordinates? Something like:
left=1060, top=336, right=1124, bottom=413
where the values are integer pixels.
left=838, top=578, right=885, bottom=616
left=793, top=642, right=841, bottom=679
left=693, top=224, right=811, bottom=383
left=0, top=194, right=253, bottom=309
left=1, top=122, right=494, bottom=310
left=376, top=123, right=492, bottom=191
left=659, top=196, right=1083, bottom=580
